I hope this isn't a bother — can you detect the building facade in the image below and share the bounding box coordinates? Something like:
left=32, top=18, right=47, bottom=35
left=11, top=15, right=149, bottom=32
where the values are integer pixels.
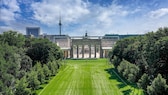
left=26, top=27, right=40, bottom=38
left=45, top=33, right=124, bottom=59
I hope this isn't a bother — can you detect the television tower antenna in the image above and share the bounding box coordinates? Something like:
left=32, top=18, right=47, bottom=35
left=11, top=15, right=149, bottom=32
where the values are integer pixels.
left=58, top=14, right=62, bottom=35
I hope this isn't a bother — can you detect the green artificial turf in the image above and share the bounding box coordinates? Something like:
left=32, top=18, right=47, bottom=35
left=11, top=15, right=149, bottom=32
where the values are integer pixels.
left=38, top=59, right=144, bottom=95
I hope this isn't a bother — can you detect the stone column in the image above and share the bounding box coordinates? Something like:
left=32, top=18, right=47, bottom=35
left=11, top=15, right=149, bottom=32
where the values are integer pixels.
left=100, top=44, right=103, bottom=58
left=67, top=50, right=68, bottom=58
left=77, top=45, right=79, bottom=58
left=89, top=44, right=91, bottom=58
left=82, top=45, right=84, bottom=58
left=66, top=50, right=68, bottom=58
left=70, top=45, right=73, bottom=58
left=105, top=50, right=108, bottom=58
left=94, top=45, right=96, bottom=58
left=68, top=50, right=70, bottom=58
left=64, top=50, right=66, bottom=58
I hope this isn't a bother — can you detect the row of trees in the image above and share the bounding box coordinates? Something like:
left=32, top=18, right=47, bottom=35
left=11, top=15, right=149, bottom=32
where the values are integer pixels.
left=0, top=31, right=63, bottom=95
left=109, top=27, right=168, bottom=95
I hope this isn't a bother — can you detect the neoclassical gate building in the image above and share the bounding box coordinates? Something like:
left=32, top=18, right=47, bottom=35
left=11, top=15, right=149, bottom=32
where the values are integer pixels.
left=38, top=31, right=140, bottom=59
left=71, top=35, right=102, bottom=58
left=45, top=33, right=119, bottom=58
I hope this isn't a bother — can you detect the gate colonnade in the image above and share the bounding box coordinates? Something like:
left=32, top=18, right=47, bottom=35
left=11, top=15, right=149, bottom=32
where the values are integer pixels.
left=53, top=34, right=119, bottom=59
left=70, top=38, right=103, bottom=58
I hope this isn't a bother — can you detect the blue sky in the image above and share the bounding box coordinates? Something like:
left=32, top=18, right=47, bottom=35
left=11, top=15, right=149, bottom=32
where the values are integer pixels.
left=1, top=0, right=168, bottom=36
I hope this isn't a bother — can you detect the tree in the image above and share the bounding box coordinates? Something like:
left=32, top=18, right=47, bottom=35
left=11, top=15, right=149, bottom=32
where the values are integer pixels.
left=111, top=56, right=122, bottom=68
left=26, top=38, right=63, bottom=65
left=0, top=30, right=63, bottom=94
left=0, top=80, right=4, bottom=94
left=47, top=61, right=56, bottom=76
left=15, top=77, right=31, bottom=95
left=117, top=60, right=128, bottom=74
left=33, top=62, right=45, bottom=84
left=147, top=74, right=168, bottom=95
left=109, top=27, right=168, bottom=93
left=0, top=44, right=24, bottom=78
left=111, top=37, right=136, bottom=59
left=43, top=64, right=51, bottom=80
left=20, top=55, right=32, bottom=71
left=0, top=31, right=25, bottom=48
left=137, top=73, right=150, bottom=90
left=154, top=37, right=168, bottom=77
left=123, top=41, right=140, bottom=63
left=27, top=71, right=40, bottom=90
left=117, top=60, right=139, bottom=82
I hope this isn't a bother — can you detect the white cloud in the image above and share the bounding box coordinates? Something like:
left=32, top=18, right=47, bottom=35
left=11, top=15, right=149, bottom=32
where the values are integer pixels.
left=2, top=0, right=20, bottom=12
left=70, top=3, right=131, bottom=35
left=0, top=0, right=20, bottom=22
left=56, top=1, right=131, bottom=36
left=149, top=8, right=168, bottom=18
left=31, top=0, right=90, bottom=25
left=31, top=0, right=129, bottom=27
left=0, top=8, right=15, bottom=21
left=0, top=0, right=38, bottom=34
left=95, top=4, right=129, bottom=26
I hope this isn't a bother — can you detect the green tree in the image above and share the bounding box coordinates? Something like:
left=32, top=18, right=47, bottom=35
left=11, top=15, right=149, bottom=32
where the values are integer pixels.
left=117, top=60, right=128, bottom=74
left=109, top=27, right=168, bottom=93
left=0, top=31, right=25, bottom=48
left=49, top=44, right=63, bottom=61
left=111, top=37, right=136, bottom=59
left=26, top=38, right=63, bottom=65
left=0, top=80, right=4, bottom=94
left=27, top=71, right=40, bottom=90
left=147, top=74, right=168, bottom=95
left=123, top=41, right=140, bottom=63
left=15, top=77, right=31, bottom=95
left=20, top=55, right=32, bottom=71
left=3, top=86, right=13, bottom=95
left=33, top=62, right=45, bottom=84
left=137, top=73, right=150, bottom=90
left=111, top=56, right=122, bottom=68
left=43, top=64, right=51, bottom=80
left=118, top=60, right=139, bottom=82
left=0, top=30, right=63, bottom=94
left=154, top=36, right=168, bottom=77
left=0, top=44, right=23, bottom=77
left=47, top=61, right=56, bottom=76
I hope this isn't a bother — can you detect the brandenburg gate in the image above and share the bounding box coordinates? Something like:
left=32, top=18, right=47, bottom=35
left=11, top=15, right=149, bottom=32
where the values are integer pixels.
left=70, top=36, right=103, bottom=58
left=52, top=33, right=119, bottom=59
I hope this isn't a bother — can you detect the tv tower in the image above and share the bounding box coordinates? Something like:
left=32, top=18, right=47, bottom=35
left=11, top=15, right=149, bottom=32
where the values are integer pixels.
left=58, top=15, right=62, bottom=35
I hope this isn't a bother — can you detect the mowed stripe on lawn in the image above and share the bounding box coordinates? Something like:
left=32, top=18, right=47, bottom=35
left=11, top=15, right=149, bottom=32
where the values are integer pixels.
left=38, top=59, right=143, bottom=95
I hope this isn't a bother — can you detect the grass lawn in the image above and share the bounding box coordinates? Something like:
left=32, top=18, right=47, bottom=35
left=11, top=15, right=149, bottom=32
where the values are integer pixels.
left=38, top=59, right=144, bottom=95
